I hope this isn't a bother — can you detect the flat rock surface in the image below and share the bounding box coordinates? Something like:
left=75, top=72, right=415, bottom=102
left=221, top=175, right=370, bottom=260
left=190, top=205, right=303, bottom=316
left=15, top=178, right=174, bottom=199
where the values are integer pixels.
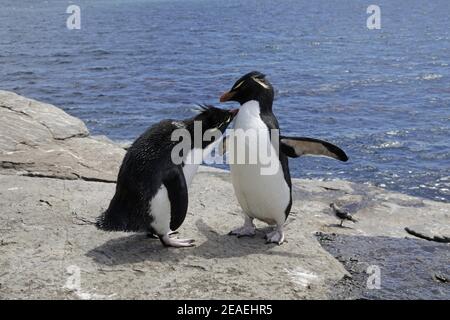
left=0, top=171, right=345, bottom=299
left=0, top=91, right=125, bottom=182
left=0, top=168, right=449, bottom=299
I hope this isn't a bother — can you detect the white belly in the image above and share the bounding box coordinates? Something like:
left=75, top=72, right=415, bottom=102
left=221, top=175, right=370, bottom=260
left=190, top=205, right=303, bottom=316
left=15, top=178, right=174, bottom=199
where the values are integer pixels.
left=149, top=185, right=171, bottom=235
left=149, top=148, right=202, bottom=235
left=230, top=100, right=291, bottom=225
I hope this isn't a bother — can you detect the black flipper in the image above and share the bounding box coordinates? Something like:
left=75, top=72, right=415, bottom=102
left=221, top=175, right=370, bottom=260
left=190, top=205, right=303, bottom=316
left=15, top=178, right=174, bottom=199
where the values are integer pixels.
left=280, top=136, right=348, bottom=162
left=163, top=166, right=189, bottom=232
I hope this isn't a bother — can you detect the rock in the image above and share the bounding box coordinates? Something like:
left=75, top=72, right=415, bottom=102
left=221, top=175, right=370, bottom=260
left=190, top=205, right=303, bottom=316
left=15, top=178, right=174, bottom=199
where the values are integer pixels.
left=318, top=233, right=450, bottom=300
left=0, top=91, right=449, bottom=299
left=0, top=91, right=125, bottom=182
left=1, top=167, right=449, bottom=299
left=433, top=273, right=448, bottom=283
left=0, top=172, right=349, bottom=299
left=405, top=225, right=450, bottom=243
left=0, top=90, right=88, bottom=141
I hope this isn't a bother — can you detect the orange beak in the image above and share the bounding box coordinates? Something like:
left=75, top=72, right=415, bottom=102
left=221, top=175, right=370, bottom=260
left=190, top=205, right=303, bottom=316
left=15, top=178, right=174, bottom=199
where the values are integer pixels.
left=220, top=90, right=235, bottom=103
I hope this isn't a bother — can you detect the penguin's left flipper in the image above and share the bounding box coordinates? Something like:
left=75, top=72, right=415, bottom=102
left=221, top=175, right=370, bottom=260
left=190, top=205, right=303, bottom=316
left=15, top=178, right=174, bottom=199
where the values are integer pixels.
left=164, top=167, right=189, bottom=233
left=157, top=167, right=195, bottom=248
left=280, top=136, right=348, bottom=162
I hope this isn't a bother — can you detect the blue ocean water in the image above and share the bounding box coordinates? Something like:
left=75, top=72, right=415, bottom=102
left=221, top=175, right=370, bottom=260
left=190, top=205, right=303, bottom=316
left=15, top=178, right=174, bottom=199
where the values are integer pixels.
left=1, top=0, right=449, bottom=202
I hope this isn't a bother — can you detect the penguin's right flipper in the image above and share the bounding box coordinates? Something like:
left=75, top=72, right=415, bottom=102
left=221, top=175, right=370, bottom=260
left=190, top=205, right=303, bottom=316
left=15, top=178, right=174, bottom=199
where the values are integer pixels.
left=280, top=136, right=348, bottom=162
left=163, top=167, right=189, bottom=232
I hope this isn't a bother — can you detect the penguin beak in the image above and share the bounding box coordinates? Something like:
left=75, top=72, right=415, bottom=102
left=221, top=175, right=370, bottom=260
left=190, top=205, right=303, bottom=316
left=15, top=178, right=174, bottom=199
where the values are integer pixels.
left=220, top=90, right=235, bottom=103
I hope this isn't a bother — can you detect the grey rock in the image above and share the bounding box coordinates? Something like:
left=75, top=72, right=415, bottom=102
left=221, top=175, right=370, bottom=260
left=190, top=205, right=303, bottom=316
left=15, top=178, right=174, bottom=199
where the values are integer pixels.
left=0, top=172, right=348, bottom=299
left=405, top=224, right=450, bottom=243
left=318, top=233, right=450, bottom=300
left=0, top=90, right=88, bottom=141
left=0, top=168, right=449, bottom=299
left=0, top=91, right=125, bottom=182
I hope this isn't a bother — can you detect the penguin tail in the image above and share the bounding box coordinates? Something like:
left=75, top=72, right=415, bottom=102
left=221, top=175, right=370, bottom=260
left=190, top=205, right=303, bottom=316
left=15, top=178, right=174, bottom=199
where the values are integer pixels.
left=96, top=208, right=119, bottom=231
left=96, top=191, right=149, bottom=233
left=95, top=193, right=130, bottom=232
left=349, top=217, right=358, bottom=223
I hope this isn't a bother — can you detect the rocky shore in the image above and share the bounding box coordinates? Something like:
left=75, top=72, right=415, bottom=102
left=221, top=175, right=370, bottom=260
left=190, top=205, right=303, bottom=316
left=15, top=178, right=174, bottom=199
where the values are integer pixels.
left=0, top=91, right=448, bottom=299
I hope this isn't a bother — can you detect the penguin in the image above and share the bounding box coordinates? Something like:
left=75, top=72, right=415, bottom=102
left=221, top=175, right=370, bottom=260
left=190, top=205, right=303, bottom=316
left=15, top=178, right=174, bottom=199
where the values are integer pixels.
left=219, top=71, right=348, bottom=244
left=96, top=105, right=238, bottom=247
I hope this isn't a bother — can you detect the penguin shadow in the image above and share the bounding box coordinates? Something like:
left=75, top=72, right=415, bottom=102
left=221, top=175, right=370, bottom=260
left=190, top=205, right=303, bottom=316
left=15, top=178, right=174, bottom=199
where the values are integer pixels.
left=193, top=219, right=305, bottom=259
left=87, top=219, right=304, bottom=266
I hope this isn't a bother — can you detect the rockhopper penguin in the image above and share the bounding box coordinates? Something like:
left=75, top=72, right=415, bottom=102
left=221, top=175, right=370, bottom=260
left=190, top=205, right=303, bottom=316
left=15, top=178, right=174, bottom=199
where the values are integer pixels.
left=96, top=106, right=238, bottom=247
left=220, top=71, right=348, bottom=244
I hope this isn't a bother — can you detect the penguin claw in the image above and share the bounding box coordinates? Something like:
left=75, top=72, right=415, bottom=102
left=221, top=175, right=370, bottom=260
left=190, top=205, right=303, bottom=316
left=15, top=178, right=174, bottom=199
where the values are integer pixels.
left=229, top=218, right=256, bottom=238
left=147, top=233, right=158, bottom=239
left=265, top=229, right=285, bottom=245
left=228, top=228, right=256, bottom=238
left=160, top=235, right=195, bottom=248
left=178, top=238, right=195, bottom=244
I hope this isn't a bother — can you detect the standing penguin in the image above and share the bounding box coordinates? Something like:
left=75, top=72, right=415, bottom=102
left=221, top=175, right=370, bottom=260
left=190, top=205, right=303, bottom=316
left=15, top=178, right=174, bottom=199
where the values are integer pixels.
left=220, top=71, right=348, bottom=244
left=96, top=106, right=237, bottom=247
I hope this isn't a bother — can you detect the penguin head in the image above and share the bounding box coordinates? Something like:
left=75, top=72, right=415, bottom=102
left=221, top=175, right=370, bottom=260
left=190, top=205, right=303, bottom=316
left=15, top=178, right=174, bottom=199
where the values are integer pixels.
left=219, top=71, right=274, bottom=107
left=193, top=105, right=238, bottom=139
